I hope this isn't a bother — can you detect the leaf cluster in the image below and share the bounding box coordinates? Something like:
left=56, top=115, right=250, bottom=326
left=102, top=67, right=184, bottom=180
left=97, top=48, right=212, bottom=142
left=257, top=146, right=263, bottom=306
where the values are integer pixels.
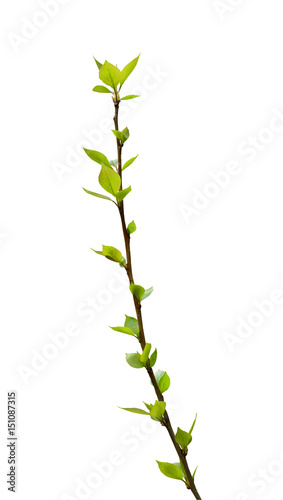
left=93, top=55, right=141, bottom=101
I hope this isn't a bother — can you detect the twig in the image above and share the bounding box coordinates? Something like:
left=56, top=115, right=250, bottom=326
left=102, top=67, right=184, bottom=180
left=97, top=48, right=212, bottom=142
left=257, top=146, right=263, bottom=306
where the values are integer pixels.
left=113, top=99, right=202, bottom=500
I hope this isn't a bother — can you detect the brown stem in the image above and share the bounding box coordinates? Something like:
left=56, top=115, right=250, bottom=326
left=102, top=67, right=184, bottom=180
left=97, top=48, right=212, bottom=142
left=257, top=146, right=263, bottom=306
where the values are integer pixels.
left=113, top=100, right=202, bottom=500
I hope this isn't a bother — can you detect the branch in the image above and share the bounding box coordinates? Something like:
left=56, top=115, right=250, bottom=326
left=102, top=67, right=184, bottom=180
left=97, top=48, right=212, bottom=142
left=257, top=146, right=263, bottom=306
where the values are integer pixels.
left=113, top=99, right=202, bottom=500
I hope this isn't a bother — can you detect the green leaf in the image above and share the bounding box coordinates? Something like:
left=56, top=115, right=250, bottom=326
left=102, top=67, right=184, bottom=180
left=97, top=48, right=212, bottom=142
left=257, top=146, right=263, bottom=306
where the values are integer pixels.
left=140, top=343, right=151, bottom=364
left=119, top=407, right=149, bottom=415
left=156, top=461, right=184, bottom=481
left=129, top=284, right=153, bottom=302
left=112, top=127, right=130, bottom=144
left=155, top=370, right=170, bottom=393
left=127, top=221, right=137, bottom=235
left=174, top=462, right=186, bottom=477
left=110, top=326, right=136, bottom=337
left=189, top=414, right=197, bottom=436
left=124, top=315, right=139, bottom=336
left=93, top=85, right=112, bottom=93
left=143, top=402, right=153, bottom=412
left=193, top=466, right=198, bottom=479
left=92, top=245, right=123, bottom=263
left=122, top=155, right=139, bottom=171
left=94, top=57, right=102, bottom=70
left=99, top=164, right=121, bottom=196
left=121, top=95, right=140, bottom=100
left=99, top=61, right=121, bottom=89
left=119, top=257, right=126, bottom=268
left=150, top=401, right=166, bottom=420
left=102, top=246, right=123, bottom=263
left=116, top=186, right=131, bottom=203
left=83, top=148, right=112, bottom=168
left=175, top=415, right=197, bottom=450
left=120, top=54, right=140, bottom=87
left=110, top=159, right=118, bottom=168
left=121, top=127, right=130, bottom=141
left=112, top=130, right=124, bottom=142
left=82, top=188, right=115, bottom=204
left=129, top=284, right=145, bottom=301
left=149, top=348, right=157, bottom=367
left=175, top=427, right=192, bottom=450
left=126, top=352, right=144, bottom=368
left=143, top=401, right=159, bottom=421
left=142, top=286, right=154, bottom=301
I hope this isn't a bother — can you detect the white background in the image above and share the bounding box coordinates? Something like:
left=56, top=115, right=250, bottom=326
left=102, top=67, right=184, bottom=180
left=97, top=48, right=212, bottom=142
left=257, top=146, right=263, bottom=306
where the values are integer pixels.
left=1, top=1, right=283, bottom=499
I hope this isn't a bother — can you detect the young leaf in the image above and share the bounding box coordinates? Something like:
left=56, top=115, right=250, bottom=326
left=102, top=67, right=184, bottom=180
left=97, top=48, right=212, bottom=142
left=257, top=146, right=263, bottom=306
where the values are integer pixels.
left=99, top=60, right=121, bottom=89
left=122, top=155, right=139, bottom=171
left=156, top=461, right=184, bottom=481
left=93, top=85, right=112, bottom=93
left=143, top=401, right=153, bottom=412
left=120, top=54, right=140, bottom=87
left=102, top=246, right=123, bottom=263
left=142, top=286, right=154, bottom=301
left=121, top=95, right=140, bottom=100
left=127, top=221, right=137, bottom=235
left=193, top=466, right=198, bottom=479
left=112, top=130, right=124, bottom=142
left=129, top=284, right=145, bottom=302
left=144, top=403, right=159, bottom=421
left=122, top=127, right=130, bottom=141
left=112, top=127, right=130, bottom=144
left=119, top=256, right=127, bottom=268
left=110, top=159, right=118, bottom=168
left=174, top=462, right=186, bottom=477
left=124, top=315, right=139, bottom=336
left=144, top=401, right=160, bottom=421
left=116, top=186, right=131, bottom=203
left=175, top=427, right=192, bottom=450
left=140, top=343, right=151, bottom=364
left=149, top=348, right=157, bottom=367
left=110, top=326, right=136, bottom=337
left=93, top=57, right=102, bottom=70
left=82, top=188, right=115, bottom=204
left=83, top=148, right=112, bottom=168
left=150, top=401, right=166, bottom=420
left=119, top=407, right=149, bottom=415
left=155, top=370, right=170, bottom=393
left=92, top=245, right=123, bottom=263
left=99, top=164, right=121, bottom=196
left=126, top=352, right=144, bottom=368
left=105, top=246, right=122, bottom=262
left=189, top=414, right=197, bottom=437
left=175, top=414, right=197, bottom=450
